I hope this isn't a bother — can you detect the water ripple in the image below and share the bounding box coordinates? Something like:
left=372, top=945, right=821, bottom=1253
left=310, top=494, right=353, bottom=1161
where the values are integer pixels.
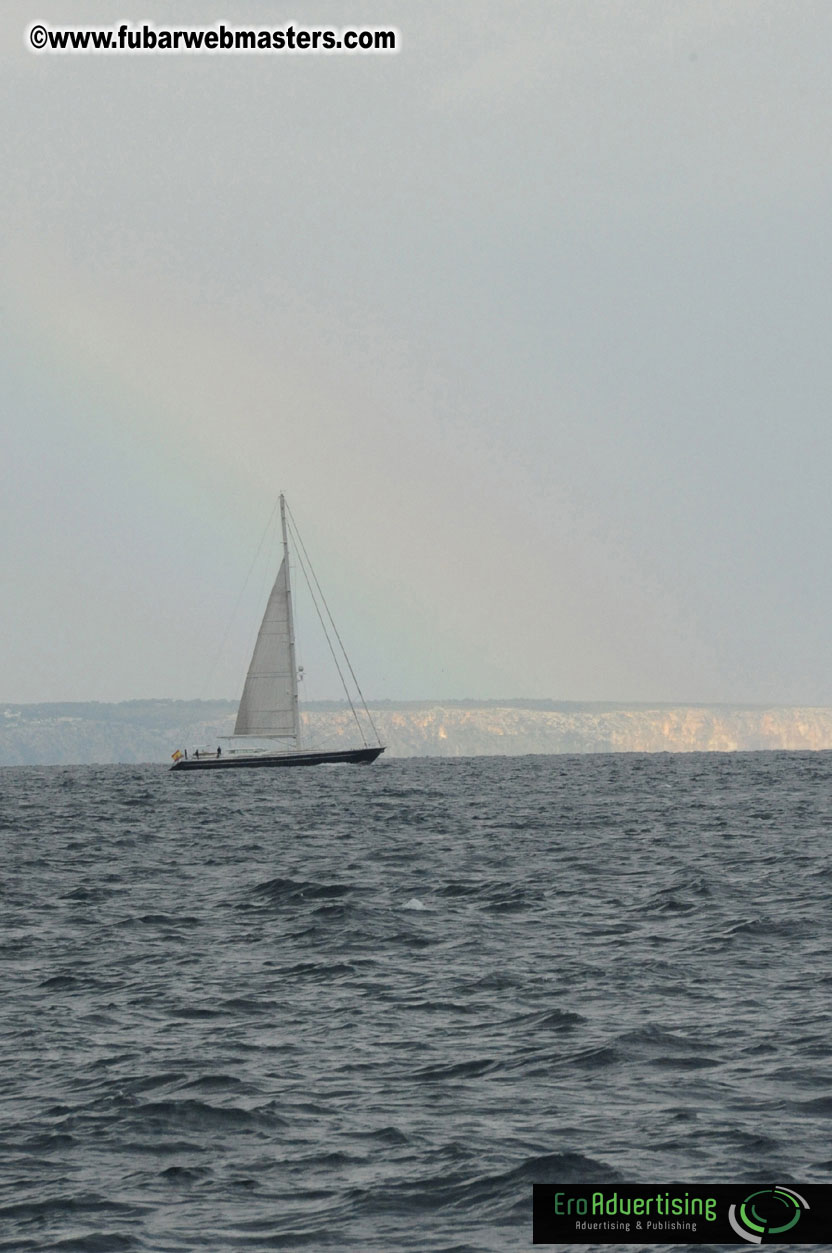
left=1, top=751, right=830, bottom=1249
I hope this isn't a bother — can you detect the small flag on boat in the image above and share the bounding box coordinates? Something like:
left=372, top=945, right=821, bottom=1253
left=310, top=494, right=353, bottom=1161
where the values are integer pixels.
left=171, top=749, right=183, bottom=761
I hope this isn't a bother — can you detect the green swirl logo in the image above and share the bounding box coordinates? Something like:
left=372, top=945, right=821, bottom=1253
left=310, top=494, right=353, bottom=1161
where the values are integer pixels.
left=728, top=1187, right=809, bottom=1243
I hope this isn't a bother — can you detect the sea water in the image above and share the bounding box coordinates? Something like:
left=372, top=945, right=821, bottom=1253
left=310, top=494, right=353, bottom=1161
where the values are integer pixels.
left=1, top=752, right=831, bottom=1251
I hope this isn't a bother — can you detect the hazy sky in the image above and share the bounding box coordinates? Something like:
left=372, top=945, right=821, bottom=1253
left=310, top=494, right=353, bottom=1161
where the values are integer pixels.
left=3, top=1, right=832, bottom=705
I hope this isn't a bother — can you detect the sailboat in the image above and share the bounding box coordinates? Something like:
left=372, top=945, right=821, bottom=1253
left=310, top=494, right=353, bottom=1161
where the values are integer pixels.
left=170, top=496, right=385, bottom=771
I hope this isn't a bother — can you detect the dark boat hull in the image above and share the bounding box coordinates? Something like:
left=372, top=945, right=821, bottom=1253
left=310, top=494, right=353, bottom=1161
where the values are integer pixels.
left=171, top=746, right=384, bottom=771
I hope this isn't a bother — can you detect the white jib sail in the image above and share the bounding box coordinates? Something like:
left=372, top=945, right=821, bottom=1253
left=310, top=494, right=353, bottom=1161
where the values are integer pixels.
left=233, top=557, right=300, bottom=739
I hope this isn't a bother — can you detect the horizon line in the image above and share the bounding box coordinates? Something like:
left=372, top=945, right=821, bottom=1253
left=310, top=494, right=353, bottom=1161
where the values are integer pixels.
left=4, top=697, right=832, bottom=712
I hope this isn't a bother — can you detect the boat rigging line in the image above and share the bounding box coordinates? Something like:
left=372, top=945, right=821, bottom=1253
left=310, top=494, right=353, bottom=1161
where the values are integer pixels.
left=284, top=500, right=381, bottom=749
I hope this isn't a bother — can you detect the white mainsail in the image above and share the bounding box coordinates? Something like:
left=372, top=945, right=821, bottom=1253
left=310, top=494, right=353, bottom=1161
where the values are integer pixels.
left=233, top=556, right=300, bottom=740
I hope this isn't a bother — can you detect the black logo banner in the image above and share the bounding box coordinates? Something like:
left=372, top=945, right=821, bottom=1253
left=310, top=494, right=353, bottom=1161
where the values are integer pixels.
left=533, top=1183, right=832, bottom=1244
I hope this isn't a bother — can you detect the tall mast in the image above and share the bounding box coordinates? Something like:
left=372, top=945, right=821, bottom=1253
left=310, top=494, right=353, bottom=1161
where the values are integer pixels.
left=280, top=494, right=301, bottom=746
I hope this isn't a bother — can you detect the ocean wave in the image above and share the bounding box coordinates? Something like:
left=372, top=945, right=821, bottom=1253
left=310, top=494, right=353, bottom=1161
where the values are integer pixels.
left=3, top=754, right=831, bottom=1250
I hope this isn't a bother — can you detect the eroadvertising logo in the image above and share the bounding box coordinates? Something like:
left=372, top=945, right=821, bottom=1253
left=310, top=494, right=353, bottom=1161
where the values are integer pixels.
left=532, top=1183, right=831, bottom=1245
left=728, top=1187, right=809, bottom=1244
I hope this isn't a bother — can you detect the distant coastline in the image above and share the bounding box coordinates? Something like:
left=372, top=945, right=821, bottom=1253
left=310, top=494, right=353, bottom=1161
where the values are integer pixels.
left=3, top=699, right=832, bottom=765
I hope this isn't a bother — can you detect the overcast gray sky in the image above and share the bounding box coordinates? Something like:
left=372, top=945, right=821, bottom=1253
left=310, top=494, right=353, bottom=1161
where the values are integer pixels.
left=3, top=0, right=832, bottom=705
